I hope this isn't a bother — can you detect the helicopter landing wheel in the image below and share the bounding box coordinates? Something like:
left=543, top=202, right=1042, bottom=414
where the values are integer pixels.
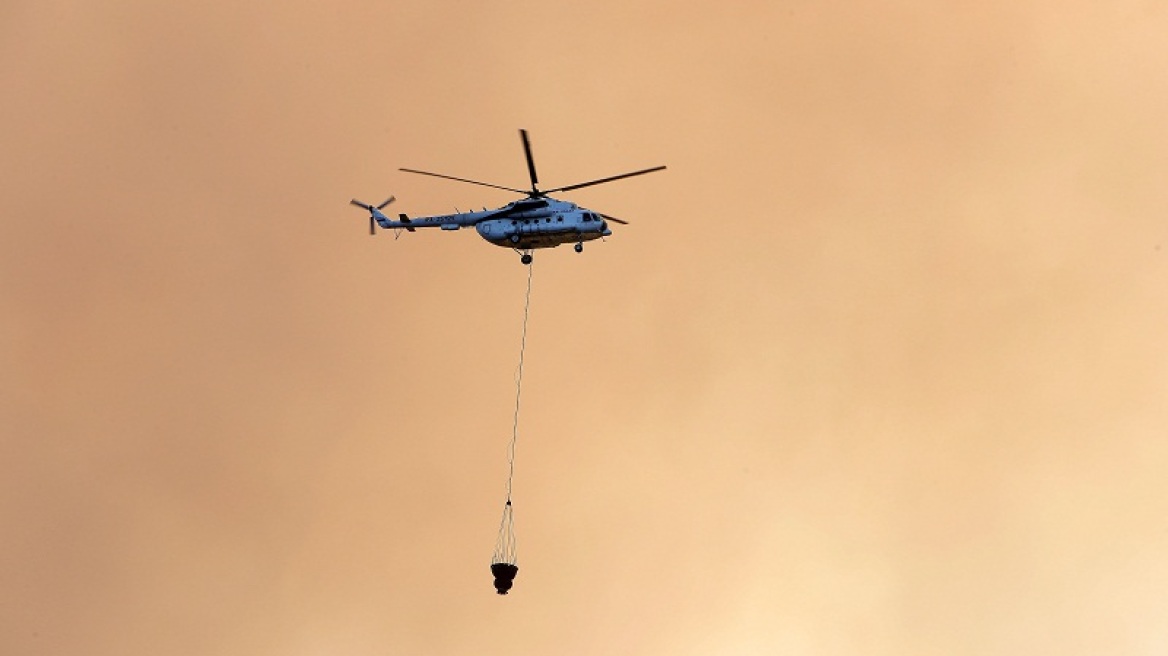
left=574, top=242, right=583, bottom=253
left=521, top=253, right=533, bottom=265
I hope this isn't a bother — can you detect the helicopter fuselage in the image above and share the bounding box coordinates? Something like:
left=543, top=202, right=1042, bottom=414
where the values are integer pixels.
left=374, top=198, right=611, bottom=250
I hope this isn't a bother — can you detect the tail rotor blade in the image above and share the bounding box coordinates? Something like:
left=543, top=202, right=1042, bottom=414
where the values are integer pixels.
left=352, top=197, right=390, bottom=236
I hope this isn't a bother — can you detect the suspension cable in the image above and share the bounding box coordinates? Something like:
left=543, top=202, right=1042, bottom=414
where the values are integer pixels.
left=506, top=261, right=533, bottom=503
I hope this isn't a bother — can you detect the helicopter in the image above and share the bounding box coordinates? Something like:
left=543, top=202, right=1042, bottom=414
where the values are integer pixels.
left=350, top=129, right=666, bottom=265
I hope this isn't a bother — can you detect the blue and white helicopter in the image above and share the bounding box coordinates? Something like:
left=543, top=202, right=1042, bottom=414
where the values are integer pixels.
left=350, top=130, right=666, bottom=265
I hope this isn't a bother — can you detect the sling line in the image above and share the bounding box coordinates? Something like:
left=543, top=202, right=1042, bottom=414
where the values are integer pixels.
left=506, top=261, right=533, bottom=504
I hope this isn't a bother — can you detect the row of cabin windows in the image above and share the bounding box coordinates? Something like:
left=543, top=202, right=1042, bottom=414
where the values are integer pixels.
left=509, top=213, right=599, bottom=226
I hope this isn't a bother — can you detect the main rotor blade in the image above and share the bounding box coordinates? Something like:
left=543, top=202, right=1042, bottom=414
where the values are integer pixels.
left=399, top=168, right=527, bottom=194
left=599, top=213, right=629, bottom=225
left=520, top=129, right=539, bottom=191
left=543, top=165, right=667, bottom=194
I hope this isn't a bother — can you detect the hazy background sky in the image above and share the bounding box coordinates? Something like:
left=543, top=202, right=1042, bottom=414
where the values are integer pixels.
left=3, top=1, right=1167, bottom=654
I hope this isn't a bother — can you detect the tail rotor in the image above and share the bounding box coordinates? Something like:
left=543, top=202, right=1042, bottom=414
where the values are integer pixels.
left=350, top=196, right=396, bottom=235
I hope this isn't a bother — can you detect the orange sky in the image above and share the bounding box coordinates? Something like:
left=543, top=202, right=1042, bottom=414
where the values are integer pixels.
left=3, top=2, right=1168, bottom=654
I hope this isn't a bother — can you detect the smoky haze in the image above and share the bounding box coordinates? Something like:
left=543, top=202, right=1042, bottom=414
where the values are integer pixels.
left=3, top=1, right=1167, bottom=654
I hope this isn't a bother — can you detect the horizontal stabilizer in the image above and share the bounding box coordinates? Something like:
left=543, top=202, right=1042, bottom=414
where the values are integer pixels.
left=399, top=213, right=416, bottom=232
